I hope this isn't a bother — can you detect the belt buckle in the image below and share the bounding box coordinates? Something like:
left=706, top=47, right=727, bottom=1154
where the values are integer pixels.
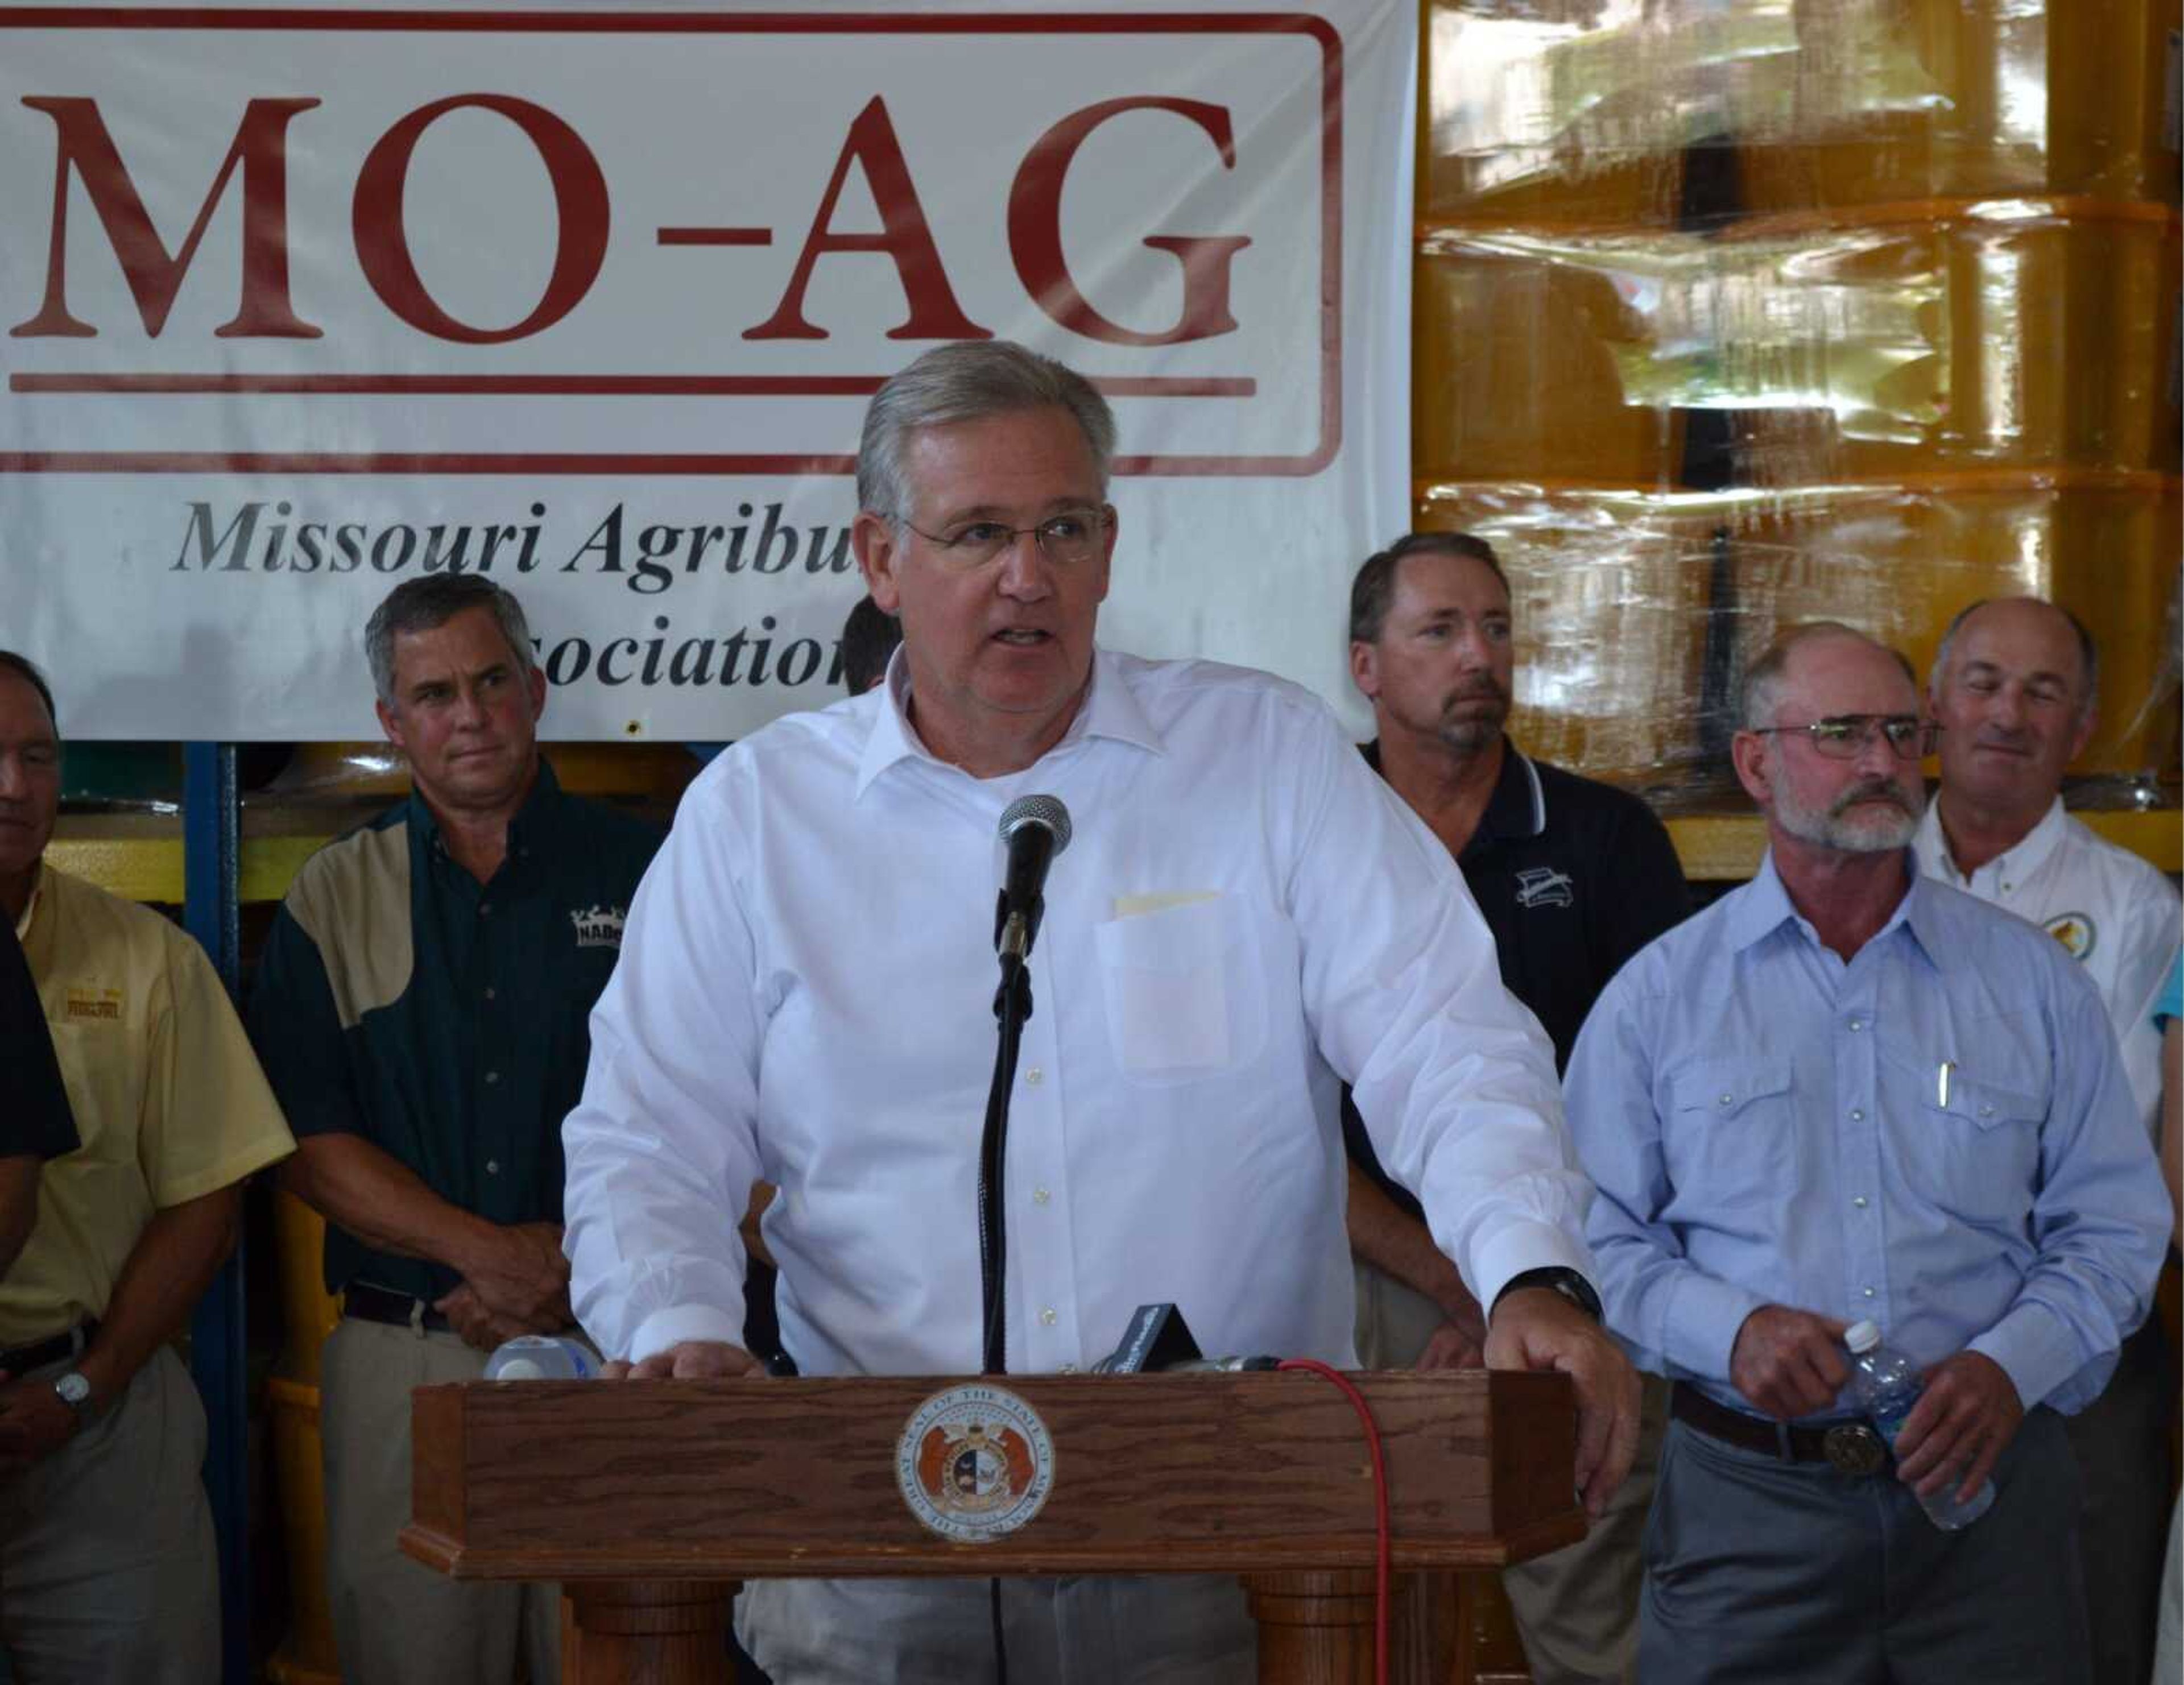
left=1822, top=1423, right=1887, bottom=1476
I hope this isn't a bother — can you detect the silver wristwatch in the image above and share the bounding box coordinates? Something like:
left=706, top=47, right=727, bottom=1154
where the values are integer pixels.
left=52, top=1370, right=92, bottom=1422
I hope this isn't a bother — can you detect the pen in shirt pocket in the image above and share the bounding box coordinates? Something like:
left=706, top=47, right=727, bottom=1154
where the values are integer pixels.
left=1937, top=1059, right=1955, bottom=1108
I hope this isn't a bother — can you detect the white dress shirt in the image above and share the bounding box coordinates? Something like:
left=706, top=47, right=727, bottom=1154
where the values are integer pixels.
left=1914, top=798, right=2179, bottom=1140
left=564, top=648, right=1593, bottom=1372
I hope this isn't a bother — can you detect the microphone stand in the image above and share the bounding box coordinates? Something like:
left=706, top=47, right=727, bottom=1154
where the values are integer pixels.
left=978, top=892, right=1038, bottom=1684
left=979, top=891, right=1038, bottom=1377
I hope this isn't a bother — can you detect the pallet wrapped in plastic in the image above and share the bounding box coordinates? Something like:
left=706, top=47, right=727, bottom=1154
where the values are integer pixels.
left=1412, top=476, right=2181, bottom=805
left=1424, top=0, right=2182, bottom=229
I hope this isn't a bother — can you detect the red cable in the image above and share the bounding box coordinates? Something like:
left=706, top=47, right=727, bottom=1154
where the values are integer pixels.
left=1276, top=1357, right=1390, bottom=1685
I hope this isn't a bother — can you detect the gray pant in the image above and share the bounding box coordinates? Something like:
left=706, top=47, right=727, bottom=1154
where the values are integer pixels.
left=738, top=1574, right=1256, bottom=1684
left=321, top=1318, right=562, bottom=1685
left=1641, top=1405, right=2089, bottom=1685
left=1355, top=1259, right=1656, bottom=1685
left=2062, top=1320, right=2174, bottom=1685
left=0, top=1345, right=219, bottom=1685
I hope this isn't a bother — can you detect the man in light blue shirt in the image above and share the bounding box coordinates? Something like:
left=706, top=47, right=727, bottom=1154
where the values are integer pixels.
left=1565, top=622, right=2169, bottom=1685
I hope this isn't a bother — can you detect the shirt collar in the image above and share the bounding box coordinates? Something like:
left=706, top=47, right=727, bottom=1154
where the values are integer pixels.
left=854, top=645, right=1164, bottom=797
left=1356, top=735, right=1542, bottom=852
left=407, top=755, right=564, bottom=857
left=1920, top=793, right=2067, bottom=888
left=13, top=863, right=42, bottom=942
left=1469, top=740, right=1545, bottom=854
left=1727, top=847, right=1943, bottom=970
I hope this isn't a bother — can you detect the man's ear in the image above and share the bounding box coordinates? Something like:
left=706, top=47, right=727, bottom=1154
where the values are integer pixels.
left=854, top=512, right=903, bottom=614
left=2067, top=700, right=2098, bottom=765
left=1349, top=640, right=1380, bottom=702
left=1730, top=730, right=1772, bottom=808
left=375, top=696, right=406, bottom=754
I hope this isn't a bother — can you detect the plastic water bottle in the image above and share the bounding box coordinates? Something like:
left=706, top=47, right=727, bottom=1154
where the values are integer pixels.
left=483, top=1335, right=596, bottom=1381
left=1844, top=1320, right=1994, bottom=1529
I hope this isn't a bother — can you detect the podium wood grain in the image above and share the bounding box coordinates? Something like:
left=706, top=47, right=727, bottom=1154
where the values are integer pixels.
left=406, top=1369, right=1583, bottom=1684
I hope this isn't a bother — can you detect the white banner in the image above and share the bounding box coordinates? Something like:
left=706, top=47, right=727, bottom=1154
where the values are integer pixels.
left=0, top=1, right=1413, bottom=740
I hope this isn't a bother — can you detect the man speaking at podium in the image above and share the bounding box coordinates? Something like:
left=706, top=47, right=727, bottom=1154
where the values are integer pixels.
left=562, top=342, right=1637, bottom=1682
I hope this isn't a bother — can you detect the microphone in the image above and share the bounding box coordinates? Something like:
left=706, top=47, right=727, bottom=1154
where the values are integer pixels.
left=994, top=793, right=1071, bottom=964
left=1089, top=1303, right=1280, bottom=1374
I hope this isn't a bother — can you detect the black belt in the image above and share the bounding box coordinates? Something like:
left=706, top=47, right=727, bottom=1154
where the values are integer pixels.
left=1670, top=1381, right=1888, bottom=1475
left=342, top=1281, right=453, bottom=1334
left=0, top=1318, right=98, bottom=1376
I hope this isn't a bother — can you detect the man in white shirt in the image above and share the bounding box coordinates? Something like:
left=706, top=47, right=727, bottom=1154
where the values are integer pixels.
left=1914, top=594, right=2179, bottom=1685
left=563, top=340, right=1638, bottom=1683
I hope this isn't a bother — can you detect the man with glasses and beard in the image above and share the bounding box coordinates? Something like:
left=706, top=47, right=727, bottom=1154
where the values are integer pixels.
left=1563, top=623, right=2167, bottom=1685
left=1344, top=532, right=1689, bottom=1685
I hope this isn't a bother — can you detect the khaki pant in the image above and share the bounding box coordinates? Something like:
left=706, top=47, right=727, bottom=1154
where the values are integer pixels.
left=321, top=1318, right=562, bottom=1685
left=1355, top=1259, right=1661, bottom=1685
left=739, top=1573, right=1255, bottom=1684
left=0, top=1344, right=219, bottom=1684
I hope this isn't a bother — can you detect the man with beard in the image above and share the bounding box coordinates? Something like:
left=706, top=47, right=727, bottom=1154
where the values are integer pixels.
left=1565, top=622, right=2168, bottom=1685
left=1344, top=531, right=1688, bottom=1685
left=1913, top=596, right=2179, bottom=1685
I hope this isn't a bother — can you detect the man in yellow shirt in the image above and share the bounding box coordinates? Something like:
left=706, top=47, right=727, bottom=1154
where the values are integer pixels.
left=0, top=651, right=295, bottom=1684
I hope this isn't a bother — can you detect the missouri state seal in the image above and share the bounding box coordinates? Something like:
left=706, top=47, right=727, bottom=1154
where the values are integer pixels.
left=895, top=1382, right=1056, bottom=1542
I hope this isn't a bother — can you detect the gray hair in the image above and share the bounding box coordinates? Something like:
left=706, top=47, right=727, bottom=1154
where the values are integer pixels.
left=1930, top=597, right=2099, bottom=721
left=364, top=575, right=536, bottom=706
left=1741, top=622, right=1916, bottom=731
left=856, top=341, right=1116, bottom=523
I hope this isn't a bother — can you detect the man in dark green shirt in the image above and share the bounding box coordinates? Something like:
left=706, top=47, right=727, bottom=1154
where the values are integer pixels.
left=250, top=576, right=661, bottom=1685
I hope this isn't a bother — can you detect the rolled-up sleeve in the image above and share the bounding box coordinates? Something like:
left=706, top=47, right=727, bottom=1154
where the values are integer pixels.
left=1285, top=710, right=1596, bottom=1312
left=562, top=768, right=765, bottom=1363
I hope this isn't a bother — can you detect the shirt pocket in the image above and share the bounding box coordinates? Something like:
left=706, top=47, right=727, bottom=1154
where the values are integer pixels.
left=1883, top=1051, right=2046, bottom=1226
left=1661, top=1057, right=1796, bottom=1210
left=1092, top=892, right=1269, bottom=1086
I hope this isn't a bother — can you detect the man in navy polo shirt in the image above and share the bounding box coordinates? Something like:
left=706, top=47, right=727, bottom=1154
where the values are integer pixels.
left=1344, top=531, right=1690, bottom=1685
left=251, top=576, right=663, bottom=1685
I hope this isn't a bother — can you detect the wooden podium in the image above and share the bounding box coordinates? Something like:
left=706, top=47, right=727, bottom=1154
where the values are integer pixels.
left=403, top=1368, right=1583, bottom=1684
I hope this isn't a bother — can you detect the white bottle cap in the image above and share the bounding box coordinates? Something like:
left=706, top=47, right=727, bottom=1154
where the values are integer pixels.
left=1845, top=1320, right=1880, bottom=1353
left=495, top=1357, right=546, bottom=1381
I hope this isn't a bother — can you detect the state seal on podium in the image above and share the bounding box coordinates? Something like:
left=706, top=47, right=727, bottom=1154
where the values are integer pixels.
left=896, top=1382, right=1056, bottom=1541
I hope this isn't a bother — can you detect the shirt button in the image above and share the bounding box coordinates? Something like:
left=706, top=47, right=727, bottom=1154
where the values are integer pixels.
left=478, top=902, right=493, bottom=917
left=1854, top=1196, right=1869, bottom=1208
left=1059, top=1363, right=1079, bottom=1375
left=484, top=1070, right=500, bottom=1086
left=1848, top=1019, right=1864, bottom=1032
left=1024, top=1067, right=1043, bottom=1085
left=484, top=986, right=497, bottom=1001
left=1863, top=1286, right=1876, bottom=1298
left=1718, top=1094, right=1734, bottom=1108
left=1850, top=1108, right=1864, bottom=1122
left=1039, top=1307, right=1057, bottom=1327
left=1979, top=1104, right=1995, bottom=1118
left=486, top=1160, right=500, bottom=1175
left=1033, top=1187, right=1050, bottom=1206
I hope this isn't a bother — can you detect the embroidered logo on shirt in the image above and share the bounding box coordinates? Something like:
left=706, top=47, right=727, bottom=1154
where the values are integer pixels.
left=2045, top=912, right=2095, bottom=961
left=63, top=986, right=123, bottom=1024
left=568, top=904, right=627, bottom=949
left=1513, top=867, right=1575, bottom=910
left=896, top=1383, right=1056, bottom=1542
